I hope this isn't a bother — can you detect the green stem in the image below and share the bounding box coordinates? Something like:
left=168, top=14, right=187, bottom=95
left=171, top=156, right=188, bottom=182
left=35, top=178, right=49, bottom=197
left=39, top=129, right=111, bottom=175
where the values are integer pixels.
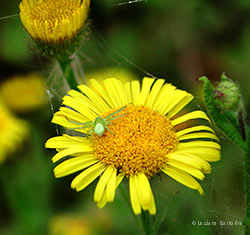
left=119, top=183, right=154, bottom=234
left=140, top=211, right=154, bottom=235
left=118, top=183, right=141, bottom=223
left=57, top=56, right=79, bottom=90
left=151, top=205, right=167, bottom=234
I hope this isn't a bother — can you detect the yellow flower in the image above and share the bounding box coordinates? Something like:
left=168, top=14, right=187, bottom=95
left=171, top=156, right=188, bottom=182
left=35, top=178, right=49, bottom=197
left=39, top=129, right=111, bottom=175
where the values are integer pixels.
left=46, top=77, right=220, bottom=215
left=19, top=0, right=90, bottom=43
left=0, top=74, right=47, bottom=113
left=0, top=100, right=28, bottom=163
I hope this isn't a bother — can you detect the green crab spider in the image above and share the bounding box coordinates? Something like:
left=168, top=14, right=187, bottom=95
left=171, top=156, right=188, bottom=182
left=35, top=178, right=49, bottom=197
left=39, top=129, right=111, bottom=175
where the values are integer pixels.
left=67, top=106, right=127, bottom=138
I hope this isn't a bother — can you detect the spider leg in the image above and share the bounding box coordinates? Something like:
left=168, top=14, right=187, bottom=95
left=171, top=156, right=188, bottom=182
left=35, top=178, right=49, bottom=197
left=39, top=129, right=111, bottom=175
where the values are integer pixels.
left=67, top=124, right=93, bottom=130
left=66, top=117, right=93, bottom=126
left=105, top=121, right=113, bottom=125
left=89, top=129, right=94, bottom=140
left=86, top=128, right=94, bottom=139
left=104, top=105, right=127, bottom=121
left=106, top=113, right=127, bottom=122
left=105, top=126, right=114, bottom=136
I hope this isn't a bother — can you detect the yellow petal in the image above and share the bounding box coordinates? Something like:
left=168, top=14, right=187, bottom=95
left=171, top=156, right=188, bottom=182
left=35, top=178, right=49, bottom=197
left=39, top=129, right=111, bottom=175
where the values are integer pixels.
left=165, top=93, right=193, bottom=118
left=124, top=81, right=132, bottom=104
left=110, top=78, right=128, bottom=106
left=162, top=166, right=204, bottom=195
left=106, top=167, right=117, bottom=202
left=51, top=112, right=86, bottom=129
left=176, top=126, right=215, bottom=137
left=172, top=111, right=210, bottom=126
left=67, top=89, right=103, bottom=115
left=161, top=90, right=191, bottom=116
left=178, top=132, right=219, bottom=142
left=54, top=155, right=98, bottom=178
left=129, top=175, right=141, bottom=215
left=63, top=95, right=97, bottom=120
left=89, top=79, right=113, bottom=107
left=176, top=148, right=221, bottom=162
left=152, top=83, right=176, bottom=112
left=134, top=173, right=156, bottom=215
left=177, top=141, right=221, bottom=150
left=145, top=79, right=165, bottom=109
left=134, top=173, right=151, bottom=209
left=167, top=159, right=205, bottom=180
left=131, top=80, right=140, bottom=106
left=168, top=152, right=211, bottom=173
left=71, top=162, right=106, bottom=192
left=45, top=135, right=91, bottom=149
left=59, top=106, right=89, bottom=124
left=51, top=146, right=93, bottom=163
left=63, top=134, right=91, bottom=143
left=97, top=173, right=124, bottom=208
left=102, top=78, right=121, bottom=108
left=148, top=188, right=156, bottom=215
left=78, top=84, right=110, bottom=112
left=94, top=166, right=114, bottom=202
left=138, top=77, right=154, bottom=105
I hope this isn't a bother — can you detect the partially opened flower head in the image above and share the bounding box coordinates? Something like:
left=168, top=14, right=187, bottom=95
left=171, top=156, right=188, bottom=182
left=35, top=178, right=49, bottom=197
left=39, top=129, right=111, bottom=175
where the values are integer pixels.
left=0, top=100, right=28, bottom=163
left=46, top=77, right=220, bottom=215
left=0, top=73, right=47, bottom=113
left=19, top=0, right=90, bottom=44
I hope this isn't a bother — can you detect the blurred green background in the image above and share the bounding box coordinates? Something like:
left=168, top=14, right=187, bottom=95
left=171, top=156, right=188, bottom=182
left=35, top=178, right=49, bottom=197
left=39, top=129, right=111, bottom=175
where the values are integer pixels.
left=0, top=0, right=249, bottom=234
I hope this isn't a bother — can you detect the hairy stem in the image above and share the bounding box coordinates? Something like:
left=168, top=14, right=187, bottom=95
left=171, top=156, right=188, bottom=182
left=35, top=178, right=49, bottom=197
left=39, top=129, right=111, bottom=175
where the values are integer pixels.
left=57, top=56, right=78, bottom=90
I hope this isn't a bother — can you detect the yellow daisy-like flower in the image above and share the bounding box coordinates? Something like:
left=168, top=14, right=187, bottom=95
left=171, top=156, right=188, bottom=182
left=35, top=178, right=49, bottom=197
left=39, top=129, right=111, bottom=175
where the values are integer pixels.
left=0, top=74, right=47, bottom=113
left=19, top=0, right=90, bottom=43
left=46, top=77, right=220, bottom=215
left=0, top=100, right=28, bottom=163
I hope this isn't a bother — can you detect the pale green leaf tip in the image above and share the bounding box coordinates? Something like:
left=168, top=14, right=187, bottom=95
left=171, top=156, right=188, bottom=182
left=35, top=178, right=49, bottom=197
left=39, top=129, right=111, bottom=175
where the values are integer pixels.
left=220, top=73, right=228, bottom=82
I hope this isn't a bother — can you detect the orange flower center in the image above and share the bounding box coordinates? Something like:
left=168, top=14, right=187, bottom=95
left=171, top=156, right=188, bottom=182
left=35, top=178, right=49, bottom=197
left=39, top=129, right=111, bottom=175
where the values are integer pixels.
left=93, top=105, right=178, bottom=177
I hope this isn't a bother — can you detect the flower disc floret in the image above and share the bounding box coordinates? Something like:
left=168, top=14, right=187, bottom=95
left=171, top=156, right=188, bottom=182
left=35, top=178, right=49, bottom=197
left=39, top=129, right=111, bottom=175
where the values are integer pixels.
left=94, top=105, right=178, bottom=177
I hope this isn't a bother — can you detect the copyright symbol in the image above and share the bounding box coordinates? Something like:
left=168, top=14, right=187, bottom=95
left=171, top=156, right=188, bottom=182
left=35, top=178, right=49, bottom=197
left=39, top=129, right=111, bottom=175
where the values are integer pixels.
left=192, top=221, right=196, bottom=225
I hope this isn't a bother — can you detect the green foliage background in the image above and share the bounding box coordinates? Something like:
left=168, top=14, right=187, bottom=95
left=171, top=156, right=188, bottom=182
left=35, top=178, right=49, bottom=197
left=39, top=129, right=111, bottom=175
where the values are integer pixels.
left=0, top=0, right=249, bottom=234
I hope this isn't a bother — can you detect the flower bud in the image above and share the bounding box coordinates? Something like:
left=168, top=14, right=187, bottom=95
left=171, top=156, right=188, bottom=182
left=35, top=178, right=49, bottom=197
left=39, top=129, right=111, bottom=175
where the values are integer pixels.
left=19, top=0, right=90, bottom=56
left=214, top=74, right=241, bottom=112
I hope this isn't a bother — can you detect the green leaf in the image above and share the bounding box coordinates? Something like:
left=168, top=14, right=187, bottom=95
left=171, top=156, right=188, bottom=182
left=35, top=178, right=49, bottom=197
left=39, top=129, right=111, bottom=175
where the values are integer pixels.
left=199, top=76, right=247, bottom=151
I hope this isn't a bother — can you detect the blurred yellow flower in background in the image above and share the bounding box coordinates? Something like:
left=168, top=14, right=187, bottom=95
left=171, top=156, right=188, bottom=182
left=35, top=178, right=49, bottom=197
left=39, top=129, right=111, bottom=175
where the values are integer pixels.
left=49, top=210, right=112, bottom=235
left=86, top=67, right=139, bottom=84
left=49, top=215, right=90, bottom=235
left=0, top=100, right=28, bottom=163
left=0, top=73, right=47, bottom=113
left=19, top=0, right=90, bottom=44
left=46, top=77, right=220, bottom=215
